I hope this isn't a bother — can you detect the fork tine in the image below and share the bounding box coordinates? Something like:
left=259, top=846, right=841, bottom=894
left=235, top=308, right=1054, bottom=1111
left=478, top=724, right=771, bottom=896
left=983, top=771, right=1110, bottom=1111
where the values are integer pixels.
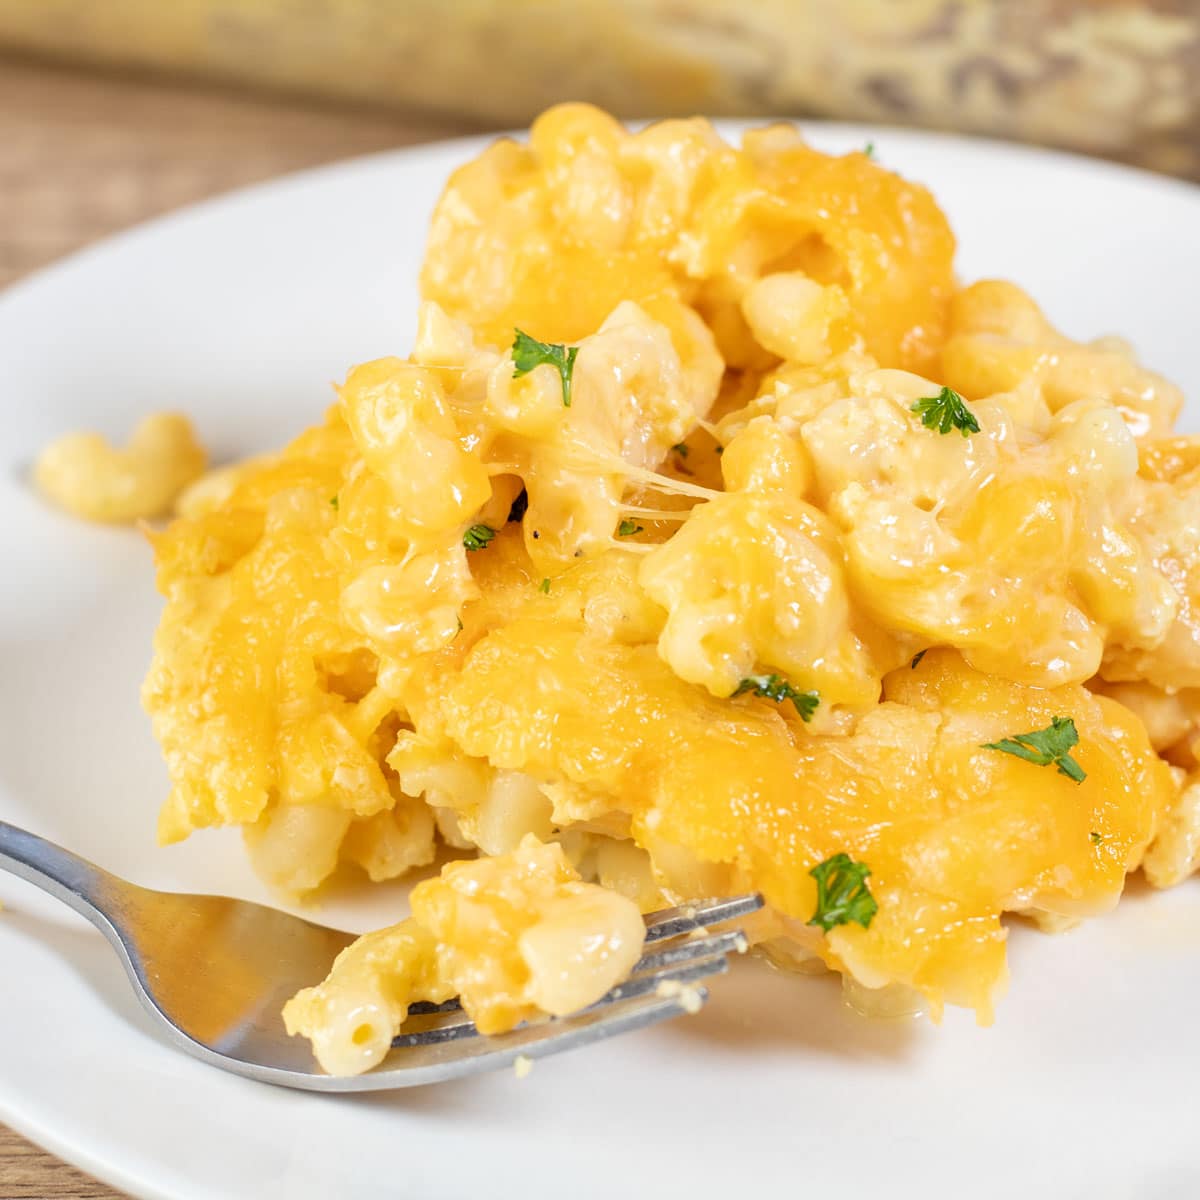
left=600, top=949, right=730, bottom=1004
left=392, top=948, right=732, bottom=1050
left=629, top=928, right=747, bottom=976
left=642, top=893, right=764, bottom=944
left=363, top=987, right=712, bottom=1088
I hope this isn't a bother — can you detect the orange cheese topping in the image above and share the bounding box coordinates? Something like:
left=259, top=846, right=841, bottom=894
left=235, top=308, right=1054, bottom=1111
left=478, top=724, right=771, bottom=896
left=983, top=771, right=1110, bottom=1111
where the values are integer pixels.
left=142, top=107, right=1198, bottom=1045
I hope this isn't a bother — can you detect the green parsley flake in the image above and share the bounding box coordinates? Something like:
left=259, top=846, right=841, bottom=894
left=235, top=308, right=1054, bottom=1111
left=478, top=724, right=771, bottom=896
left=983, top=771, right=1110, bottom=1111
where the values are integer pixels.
left=983, top=716, right=1086, bottom=783
left=617, top=519, right=644, bottom=537
left=462, top=524, right=497, bottom=552
left=733, top=673, right=819, bottom=722
left=911, top=386, right=980, bottom=437
left=1090, top=831, right=1105, bottom=845
left=512, top=329, right=579, bottom=407
left=671, top=442, right=690, bottom=458
left=329, top=495, right=339, bottom=510
left=863, top=141, right=876, bottom=159
left=807, top=853, right=878, bottom=933
left=539, top=577, right=551, bottom=594
left=910, top=650, right=927, bottom=669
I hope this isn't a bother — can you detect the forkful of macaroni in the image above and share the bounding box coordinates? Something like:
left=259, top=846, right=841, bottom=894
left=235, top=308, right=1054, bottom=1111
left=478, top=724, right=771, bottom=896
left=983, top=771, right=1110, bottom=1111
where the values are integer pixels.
left=0, top=821, right=760, bottom=1090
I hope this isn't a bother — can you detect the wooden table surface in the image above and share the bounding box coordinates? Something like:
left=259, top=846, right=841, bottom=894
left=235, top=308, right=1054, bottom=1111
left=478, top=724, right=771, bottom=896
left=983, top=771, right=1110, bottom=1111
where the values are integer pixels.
left=0, top=54, right=470, bottom=1200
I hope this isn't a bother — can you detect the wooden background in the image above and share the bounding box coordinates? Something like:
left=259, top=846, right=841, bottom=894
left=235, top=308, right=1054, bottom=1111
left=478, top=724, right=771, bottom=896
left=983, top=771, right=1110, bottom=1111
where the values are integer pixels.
left=0, top=54, right=468, bottom=1199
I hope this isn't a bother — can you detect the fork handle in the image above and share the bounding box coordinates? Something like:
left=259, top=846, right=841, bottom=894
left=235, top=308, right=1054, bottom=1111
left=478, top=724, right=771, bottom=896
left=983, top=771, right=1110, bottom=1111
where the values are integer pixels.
left=0, top=819, right=124, bottom=924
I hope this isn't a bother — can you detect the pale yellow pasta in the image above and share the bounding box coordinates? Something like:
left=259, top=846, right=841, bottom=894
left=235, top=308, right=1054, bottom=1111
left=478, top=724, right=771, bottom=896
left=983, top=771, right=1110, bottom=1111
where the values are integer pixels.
left=338, top=357, right=492, bottom=543
left=389, top=733, right=554, bottom=856
left=35, top=412, right=206, bottom=523
left=243, top=803, right=353, bottom=895
left=387, top=732, right=494, bottom=812
left=341, top=544, right=478, bottom=660
left=584, top=838, right=664, bottom=910
left=740, top=272, right=847, bottom=366
left=341, top=797, right=437, bottom=884
left=640, top=489, right=882, bottom=710
left=461, top=770, right=555, bottom=857
left=284, top=921, right=442, bottom=1078
left=942, top=280, right=1184, bottom=438
left=1143, top=775, right=1200, bottom=888
left=1092, top=681, right=1200, bottom=757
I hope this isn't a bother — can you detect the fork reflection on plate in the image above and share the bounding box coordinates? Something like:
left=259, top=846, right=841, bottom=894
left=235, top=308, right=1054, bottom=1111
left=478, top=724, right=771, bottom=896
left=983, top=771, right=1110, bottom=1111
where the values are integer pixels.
left=0, top=819, right=761, bottom=1091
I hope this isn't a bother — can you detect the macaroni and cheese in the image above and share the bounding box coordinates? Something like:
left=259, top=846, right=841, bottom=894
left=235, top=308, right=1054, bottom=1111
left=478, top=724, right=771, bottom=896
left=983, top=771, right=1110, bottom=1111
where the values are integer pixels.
left=133, top=106, right=1199, bottom=1072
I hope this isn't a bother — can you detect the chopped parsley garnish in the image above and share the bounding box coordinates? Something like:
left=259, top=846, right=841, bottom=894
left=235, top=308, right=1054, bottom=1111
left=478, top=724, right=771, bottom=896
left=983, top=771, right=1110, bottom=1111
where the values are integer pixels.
left=910, top=650, right=927, bottom=669
left=507, top=488, right=529, bottom=523
left=911, top=386, right=980, bottom=437
left=512, top=329, right=579, bottom=407
left=462, top=524, right=497, bottom=552
left=539, top=577, right=551, bottom=594
left=733, top=673, right=819, bottom=722
left=1090, top=831, right=1105, bottom=845
left=329, top=495, right=339, bottom=510
left=455, top=615, right=464, bottom=633
left=807, top=853, right=878, bottom=933
left=671, top=442, right=690, bottom=458
left=863, top=141, right=876, bottom=159
left=618, top=519, right=644, bottom=537
left=983, top=716, right=1086, bottom=783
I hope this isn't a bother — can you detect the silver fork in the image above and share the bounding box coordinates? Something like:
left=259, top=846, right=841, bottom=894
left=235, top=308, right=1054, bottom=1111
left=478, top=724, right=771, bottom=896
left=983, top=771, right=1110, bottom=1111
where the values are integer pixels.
left=0, top=819, right=762, bottom=1091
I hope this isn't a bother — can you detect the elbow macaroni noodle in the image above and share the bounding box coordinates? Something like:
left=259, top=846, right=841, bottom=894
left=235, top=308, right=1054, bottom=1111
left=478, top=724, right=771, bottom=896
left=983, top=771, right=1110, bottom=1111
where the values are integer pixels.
left=38, top=105, right=1194, bottom=1071
left=35, top=412, right=207, bottom=523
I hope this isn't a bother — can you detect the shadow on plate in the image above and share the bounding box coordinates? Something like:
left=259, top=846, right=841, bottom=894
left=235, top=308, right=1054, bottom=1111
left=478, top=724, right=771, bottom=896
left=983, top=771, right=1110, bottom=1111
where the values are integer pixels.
left=660, top=954, right=923, bottom=1062
left=0, top=898, right=156, bottom=1046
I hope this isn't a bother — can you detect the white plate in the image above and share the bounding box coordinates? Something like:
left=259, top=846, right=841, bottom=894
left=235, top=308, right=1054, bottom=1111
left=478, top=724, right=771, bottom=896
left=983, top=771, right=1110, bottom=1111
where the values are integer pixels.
left=2, top=124, right=1200, bottom=1200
